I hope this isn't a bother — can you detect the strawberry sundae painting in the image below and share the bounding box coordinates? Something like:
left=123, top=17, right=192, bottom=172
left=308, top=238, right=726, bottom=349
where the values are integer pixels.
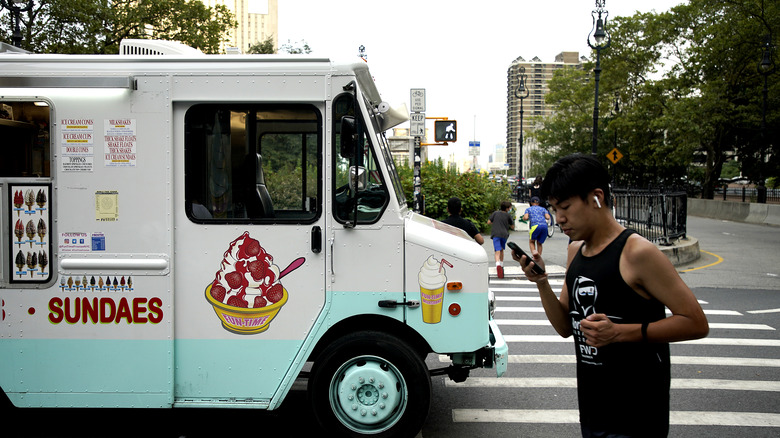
left=205, top=231, right=304, bottom=334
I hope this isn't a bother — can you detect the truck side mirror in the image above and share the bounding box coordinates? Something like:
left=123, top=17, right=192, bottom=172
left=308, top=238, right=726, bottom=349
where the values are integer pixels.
left=348, top=166, right=367, bottom=192
left=340, top=115, right=356, bottom=159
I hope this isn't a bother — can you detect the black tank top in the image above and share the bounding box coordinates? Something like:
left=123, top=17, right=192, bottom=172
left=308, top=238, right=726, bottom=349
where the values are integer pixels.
left=566, top=229, right=671, bottom=436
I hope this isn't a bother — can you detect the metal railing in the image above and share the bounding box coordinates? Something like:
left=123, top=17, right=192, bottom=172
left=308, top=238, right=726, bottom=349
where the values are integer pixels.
left=715, top=186, right=780, bottom=204
left=612, top=187, right=687, bottom=245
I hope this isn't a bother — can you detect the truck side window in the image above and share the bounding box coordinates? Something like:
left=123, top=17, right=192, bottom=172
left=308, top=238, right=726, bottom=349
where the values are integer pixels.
left=332, top=94, right=388, bottom=224
left=0, top=101, right=50, bottom=178
left=184, top=104, right=321, bottom=223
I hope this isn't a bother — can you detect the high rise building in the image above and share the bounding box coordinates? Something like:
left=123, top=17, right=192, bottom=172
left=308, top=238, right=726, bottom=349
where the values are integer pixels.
left=506, top=51, right=584, bottom=179
left=202, top=0, right=278, bottom=53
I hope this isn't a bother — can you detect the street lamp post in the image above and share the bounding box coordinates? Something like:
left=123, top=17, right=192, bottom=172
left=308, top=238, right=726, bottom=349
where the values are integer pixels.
left=757, top=33, right=775, bottom=204
left=515, top=66, right=529, bottom=181
left=0, top=0, right=33, bottom=48
left=587, top=0, right=611, bottom=157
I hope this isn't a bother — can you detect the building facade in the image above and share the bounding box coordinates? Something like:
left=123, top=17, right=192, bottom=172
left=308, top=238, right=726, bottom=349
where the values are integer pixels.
left=506, top=52, right=584, bottom=179
left=202, top=0, right=278, bottom=53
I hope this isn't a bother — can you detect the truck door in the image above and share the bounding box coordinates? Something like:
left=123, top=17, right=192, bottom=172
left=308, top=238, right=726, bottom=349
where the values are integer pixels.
left=328, top=91, right=405, bottom=318
left=172, top=103, right=326, bottom=405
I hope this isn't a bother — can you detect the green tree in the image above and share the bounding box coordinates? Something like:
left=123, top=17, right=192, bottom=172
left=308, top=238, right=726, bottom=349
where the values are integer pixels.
left=531, top=0, right=778, bottom=198
left=398, top=159, right=512, bottom=233
left=247, top=35, right=276, bottom=54
left=2, top=0, right=236, bottom=54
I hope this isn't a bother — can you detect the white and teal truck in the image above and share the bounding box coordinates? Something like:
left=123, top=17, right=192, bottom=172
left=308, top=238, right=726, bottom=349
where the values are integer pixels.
left=0, top=39, right=507, bottom=437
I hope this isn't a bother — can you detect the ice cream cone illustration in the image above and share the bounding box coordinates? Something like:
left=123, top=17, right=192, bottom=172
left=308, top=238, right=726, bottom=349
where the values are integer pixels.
left=98, top=277, right=104, bottom=290
left=15, top=250, right=25, bottom=273
left=14, top=219, right=24, bottom=247
left=38, top=251, right=48, bottom=273
left=67, top=277, right=73, bottom=290
left=13, top=190, right=23, bottom=216
left=24, top=189, right=34, bottom=211
left=90, top=276, right=96, bottom=290
left=26, top=252, right=37, bottom=271
left=74, top=276, right=81, bottom=290
left=36, top=189, right=47, bottom=209
left=25, top=220, right=36, bottom=247
left=60, top=277, right=66, bottom=290
left=127, top=277, right=133, bottom=291
left=418, top=256, right=452, bottom=324
left=37, top=218, right=47, bottom=242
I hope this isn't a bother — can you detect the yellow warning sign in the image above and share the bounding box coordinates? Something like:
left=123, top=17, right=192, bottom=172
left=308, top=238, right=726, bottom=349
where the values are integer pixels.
left=607, top=148, right=623, bottom=164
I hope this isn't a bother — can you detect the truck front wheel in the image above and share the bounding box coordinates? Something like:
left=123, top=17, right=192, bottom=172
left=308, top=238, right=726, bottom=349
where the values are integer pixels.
left=308, top=331, right=431, bottom=437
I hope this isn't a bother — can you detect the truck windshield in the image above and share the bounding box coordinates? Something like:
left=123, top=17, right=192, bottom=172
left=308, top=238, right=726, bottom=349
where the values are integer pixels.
left=365, top=96, right=407, bottom=211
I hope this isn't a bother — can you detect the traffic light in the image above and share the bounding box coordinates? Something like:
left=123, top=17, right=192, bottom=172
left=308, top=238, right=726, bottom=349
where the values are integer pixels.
left=434, top=120, right=457, bottom=142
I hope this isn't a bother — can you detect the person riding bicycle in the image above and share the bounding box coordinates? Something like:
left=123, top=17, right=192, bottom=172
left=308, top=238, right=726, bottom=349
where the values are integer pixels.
left=523, top=196, right=551, bottom=256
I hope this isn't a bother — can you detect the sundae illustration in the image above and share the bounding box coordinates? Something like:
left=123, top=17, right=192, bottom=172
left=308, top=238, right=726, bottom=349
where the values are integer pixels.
left=205, top=231, right=304, bottom=334
left=418, top=255, right=453, bottom=324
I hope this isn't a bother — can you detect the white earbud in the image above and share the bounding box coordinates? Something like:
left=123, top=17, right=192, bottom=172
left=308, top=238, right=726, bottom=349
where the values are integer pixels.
left=594, top=196, right=602, bottom=208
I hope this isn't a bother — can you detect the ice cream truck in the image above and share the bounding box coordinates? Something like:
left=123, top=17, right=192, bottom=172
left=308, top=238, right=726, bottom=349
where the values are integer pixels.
left=0, top=39, right=507, bottom=437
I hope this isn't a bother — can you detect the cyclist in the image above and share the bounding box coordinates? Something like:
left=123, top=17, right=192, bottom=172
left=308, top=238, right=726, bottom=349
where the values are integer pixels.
left=522, top=196, right=551, bottom=256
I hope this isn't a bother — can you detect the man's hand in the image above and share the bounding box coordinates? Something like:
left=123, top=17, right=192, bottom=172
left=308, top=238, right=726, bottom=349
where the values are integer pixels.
left=579, top=314, right=621, bottom=347
left=511, top=250, right=547, bottom=283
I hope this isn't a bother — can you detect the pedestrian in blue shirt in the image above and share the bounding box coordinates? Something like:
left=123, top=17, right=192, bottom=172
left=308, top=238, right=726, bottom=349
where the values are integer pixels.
left=523, top=197, right=550, bottom=256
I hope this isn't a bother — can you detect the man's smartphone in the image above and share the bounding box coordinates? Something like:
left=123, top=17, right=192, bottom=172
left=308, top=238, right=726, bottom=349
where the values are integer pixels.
left=507, top=241, right=545, bottom=275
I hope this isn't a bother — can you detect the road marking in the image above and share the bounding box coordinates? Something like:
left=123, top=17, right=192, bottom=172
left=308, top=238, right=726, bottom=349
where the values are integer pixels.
left=439, top=354, right=780, bottom=367
left=452, top=409, right=780, bottom=427
left=496, top=296, right=542, bottom=301
left=494, top=320, right=773, bottom=330
left=708, top=322, right=775, bottom=330
left=501, top=335, right=780, bottom=346
left=667, top=309, right=742, bottom=316
left=679, top=250, right=724, bottom=273
left=446, top=378, right=780, bottom=392
left=748, top=308, right=780, bottom=314
left=495, top=307, right=548, bottom=313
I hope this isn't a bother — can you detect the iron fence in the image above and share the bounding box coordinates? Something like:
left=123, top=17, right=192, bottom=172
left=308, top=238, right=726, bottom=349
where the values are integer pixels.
left=715, top=185, right=780, bottom=204
left=612, top=187, right=687, bottom=245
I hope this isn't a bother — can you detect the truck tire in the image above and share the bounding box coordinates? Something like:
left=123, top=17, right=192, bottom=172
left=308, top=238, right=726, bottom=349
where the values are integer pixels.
left=308, top=331, right=431, bottom=437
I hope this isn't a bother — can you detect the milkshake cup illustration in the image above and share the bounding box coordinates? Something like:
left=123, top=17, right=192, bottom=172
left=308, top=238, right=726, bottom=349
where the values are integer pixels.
left=418, top=256, right=452, bottom=324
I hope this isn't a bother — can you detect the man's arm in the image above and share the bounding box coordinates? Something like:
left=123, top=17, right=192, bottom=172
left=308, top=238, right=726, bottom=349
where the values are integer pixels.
left=513, top=243, right=576, bottom=338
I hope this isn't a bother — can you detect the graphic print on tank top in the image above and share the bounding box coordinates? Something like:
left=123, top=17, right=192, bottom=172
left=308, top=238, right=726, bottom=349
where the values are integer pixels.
left=570, top=275, right=623, bottom=365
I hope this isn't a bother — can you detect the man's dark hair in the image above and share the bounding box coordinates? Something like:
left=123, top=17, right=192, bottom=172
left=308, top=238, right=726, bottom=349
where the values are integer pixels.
left=541, top=153, right=611, bottom=206
left=447, top=197, right=462, bottom=215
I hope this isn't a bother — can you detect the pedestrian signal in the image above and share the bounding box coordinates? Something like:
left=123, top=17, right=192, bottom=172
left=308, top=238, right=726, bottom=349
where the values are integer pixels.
left=434, top=120, right=457, bottom=142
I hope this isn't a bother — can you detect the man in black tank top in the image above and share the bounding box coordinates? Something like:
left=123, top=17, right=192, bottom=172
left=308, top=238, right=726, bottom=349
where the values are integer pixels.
left=510, top=154, right=709, bottom=438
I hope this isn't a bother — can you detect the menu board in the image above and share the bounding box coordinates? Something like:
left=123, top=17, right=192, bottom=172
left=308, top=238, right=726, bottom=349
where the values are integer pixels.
left=8, top=183, right=52, bottom=283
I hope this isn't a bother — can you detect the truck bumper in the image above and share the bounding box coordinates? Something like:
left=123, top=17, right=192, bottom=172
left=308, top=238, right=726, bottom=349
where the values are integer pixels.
left=489, top=319, right=508, bottom=377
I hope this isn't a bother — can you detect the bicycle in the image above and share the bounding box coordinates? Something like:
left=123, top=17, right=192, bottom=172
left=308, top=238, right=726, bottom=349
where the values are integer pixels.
left=545, top=204, right=555, bottom=237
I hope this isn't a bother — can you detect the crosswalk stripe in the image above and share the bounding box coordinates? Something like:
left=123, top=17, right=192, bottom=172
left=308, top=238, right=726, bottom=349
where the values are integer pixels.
left=437, top=354, right=780, bottom=367
left=501, top=335, right=780, bottom=346
left=494, top=319, right=774, bottom=331
left=445, top=378, right=780, bottom=392
left=452, top=409, right=780, bottom=427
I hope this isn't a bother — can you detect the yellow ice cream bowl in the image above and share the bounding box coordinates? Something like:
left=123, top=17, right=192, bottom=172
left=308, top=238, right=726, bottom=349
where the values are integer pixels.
left=205, top=283, right=288, bottom=335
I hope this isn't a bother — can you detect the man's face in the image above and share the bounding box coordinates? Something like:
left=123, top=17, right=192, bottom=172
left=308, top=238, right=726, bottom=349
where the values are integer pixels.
left=549, top=195, right=592, bottom=241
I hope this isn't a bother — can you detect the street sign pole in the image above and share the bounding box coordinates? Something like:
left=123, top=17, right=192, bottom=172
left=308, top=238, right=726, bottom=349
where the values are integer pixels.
left=413, top=136, right=422, bottom=213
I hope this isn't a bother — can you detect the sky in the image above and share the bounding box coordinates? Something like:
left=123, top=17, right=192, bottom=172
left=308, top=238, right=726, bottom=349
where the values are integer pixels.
left=277, top=0, right=688, bottom=170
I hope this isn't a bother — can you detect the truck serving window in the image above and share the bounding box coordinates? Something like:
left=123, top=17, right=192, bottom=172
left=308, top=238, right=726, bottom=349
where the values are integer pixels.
left=0, top=101, right=50, bottom=178
left=184, top=104, right=321, bottom=223
left=332, top=93, right=389, bottom=224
